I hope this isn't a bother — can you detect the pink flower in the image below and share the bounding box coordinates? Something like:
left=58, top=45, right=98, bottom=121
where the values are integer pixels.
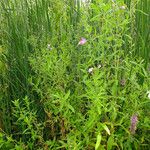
left=130, top=114, right=138, bottom=134
left=78, top=38, right=87, bottom=45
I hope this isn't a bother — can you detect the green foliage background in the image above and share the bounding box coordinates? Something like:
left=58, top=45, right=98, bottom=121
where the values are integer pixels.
left=0, top=0, right=150, bottom=149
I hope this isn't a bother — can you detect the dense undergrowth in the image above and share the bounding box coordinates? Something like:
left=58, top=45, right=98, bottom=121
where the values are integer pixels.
left=0, top=0, right=150, bottom=149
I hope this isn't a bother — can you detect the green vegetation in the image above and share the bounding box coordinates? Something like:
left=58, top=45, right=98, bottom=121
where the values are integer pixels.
left=0, top=0, right=150, bottom=149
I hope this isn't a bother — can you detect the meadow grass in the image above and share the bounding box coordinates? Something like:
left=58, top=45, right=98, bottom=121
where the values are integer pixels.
left=0, top=0, right=150, bottom=149
left=125, top=0, right=150, bottom=65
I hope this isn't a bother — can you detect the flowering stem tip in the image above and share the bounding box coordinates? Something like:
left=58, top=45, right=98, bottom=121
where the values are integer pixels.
left=78, top=38, right=87, bottom=45
left=130, top=114, right=138, bottom=134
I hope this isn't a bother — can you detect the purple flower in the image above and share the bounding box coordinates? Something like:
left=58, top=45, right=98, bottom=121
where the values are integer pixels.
left=130, top=114, right=138, bottom=134
left=78, top=38, right=87, bottom=45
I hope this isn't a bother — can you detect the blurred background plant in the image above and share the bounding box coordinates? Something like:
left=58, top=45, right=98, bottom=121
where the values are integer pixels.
left=0, top=0, right=149, bottom=149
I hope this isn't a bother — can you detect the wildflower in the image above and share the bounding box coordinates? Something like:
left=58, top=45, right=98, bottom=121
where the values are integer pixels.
left=78, top=38, right=87, bottom=45
left=47, top=44, right=52, bottom=50
left=130, top=114, right=138, bottom=134
left=97, top=64, right=102, bottom=69
left=147, top=91, right=150, bottom=99
left=120, top=5, right=126, bottom=10
left=88, top=67, right=94, bottom=74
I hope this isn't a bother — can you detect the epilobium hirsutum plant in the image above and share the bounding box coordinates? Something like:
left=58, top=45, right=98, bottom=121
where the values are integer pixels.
left=0, top=0, right=150, bottom=149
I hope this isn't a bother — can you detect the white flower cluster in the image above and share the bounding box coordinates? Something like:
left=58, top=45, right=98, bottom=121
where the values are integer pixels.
left=88, top=64, right=102, bottom=74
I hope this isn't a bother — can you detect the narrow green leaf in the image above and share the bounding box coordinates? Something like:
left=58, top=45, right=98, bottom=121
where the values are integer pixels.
left=107, top=135, right=114, bottom=150
left=68, top=104, right=75, bottom=113
left=64, top=90, right=70, bottom=100
left=95, top=133, right=102, bottom=150
left=101, top=124, right=110, bottom=135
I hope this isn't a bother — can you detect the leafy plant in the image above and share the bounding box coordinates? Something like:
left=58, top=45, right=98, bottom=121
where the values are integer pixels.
left=0, top=0, right=149, bottom=149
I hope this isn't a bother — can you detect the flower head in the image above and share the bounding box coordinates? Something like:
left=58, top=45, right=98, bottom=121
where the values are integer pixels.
left=130, top=114, right=138, bottom=134
left=97, top=64, right=102, bottom=69
left=47, top=44, right=52, bottom=50
left=78, top=38, right=87, bottom=45
left=88, top=67, right=94, bottom=74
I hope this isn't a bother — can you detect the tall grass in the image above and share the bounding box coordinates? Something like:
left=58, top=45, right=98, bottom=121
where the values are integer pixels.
left=135, top=0, right=150, bottom=66
left=125, top=0, right=150, bottom=66
left=0, top=0, right=150, bottom=149
left=0, top=0, right=81, bottom=135
left=1, top=0, right=32, bottom=133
